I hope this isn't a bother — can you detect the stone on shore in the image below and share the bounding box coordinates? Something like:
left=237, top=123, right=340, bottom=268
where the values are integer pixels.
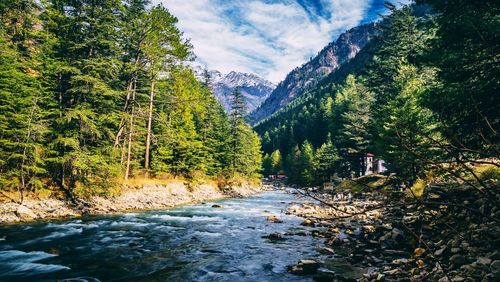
left=15, top=205, right=37, bottom=220
left=300, top=219, right=315, bottom=226
left=287, top=259, right=320, bottom=275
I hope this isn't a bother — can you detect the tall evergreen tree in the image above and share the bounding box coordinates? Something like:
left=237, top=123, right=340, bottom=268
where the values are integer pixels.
left=270, top=150, right=282, bottom=175
left=367, top=5, right=438, bottom=182
left=229, top=87, right=246, bottom=172
left=43, top=0, right=124, bottom=198
left=0, top=17, right=45, bottom=201
left=142, top=5, right=192, bottom=177
left=417, top=0, right=499, bottom=158
left=298, top=141, right=315, bottom=186
left=314, top=136, right=340, bottom=184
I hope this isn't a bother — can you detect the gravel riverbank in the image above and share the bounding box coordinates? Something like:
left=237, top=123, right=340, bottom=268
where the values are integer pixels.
left=0, top=183, right=264, bottom=223
left=285, top=185, right=499, bottom=281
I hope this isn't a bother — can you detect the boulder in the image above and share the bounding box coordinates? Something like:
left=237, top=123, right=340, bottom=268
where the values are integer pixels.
left=262, top=233, right=285, bottom=241
left=300, top=219, right=315, bottom=227
left=391, top=228, right=404, bottom=240
left=266, top=215, right=283, bottom=223
left=476, top=257, right=492, bottom=265
left=211, top=204, right=223, bottom=208
left=287, top=259, right=320, bottom=275
left=449, top=254, right=467, bottom=266
left=363, top=225, right=375, bottom=233
left=317, top=247, right=335, bottom=255
left=15, top=205, right=37, bottom=220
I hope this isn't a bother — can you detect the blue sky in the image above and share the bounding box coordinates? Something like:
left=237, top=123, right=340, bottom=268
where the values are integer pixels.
left=155, top=0, right=410, bottom=82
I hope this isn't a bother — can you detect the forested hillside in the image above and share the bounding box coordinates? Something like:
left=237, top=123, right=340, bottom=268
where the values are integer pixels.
left=257, top=1, right=499, bottom=187
left=248, top=24, right=375, bottom=125
left=0, top=0, right=262, bottom=201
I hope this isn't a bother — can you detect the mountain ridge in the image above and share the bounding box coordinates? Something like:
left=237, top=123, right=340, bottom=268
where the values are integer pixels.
left=248, top=23, right=376, bottom=124
left=196, top=69, right=276, bottom=113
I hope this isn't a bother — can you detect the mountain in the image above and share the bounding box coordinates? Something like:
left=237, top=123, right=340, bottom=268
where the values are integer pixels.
left=200, top=70, right=276, bottom=113
left=248, top=23, right=375, bottom=124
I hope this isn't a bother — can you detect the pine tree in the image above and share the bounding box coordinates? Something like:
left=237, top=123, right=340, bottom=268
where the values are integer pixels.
left=270, top=150, right=282, bottom=175
left=314, top=136, right=340, bottom=184
left=284, top=145, right=301, bottom=183
left=196, top=74, right=232, bottom=176
left=43, top=0, right=125, bottom=198
left=0, top=19, right=45, bottom=200
left=142, top=5, right=192, bottom=177
left=298, top=141, right=315, bottom=186
left=366, top=5, right=438, bottom=182
left=151, top=67, right=204, bottom=177
left=114, top=0, right=150, bottom=180
left=229, top=87, right=247, bottom=172
left=262, top=153, right=272, bottom=176
left=336, top=75, right=374, bottom=176
left=417, top=0, right=499, bottom=158
left=0, top=0, right=264, bottom=200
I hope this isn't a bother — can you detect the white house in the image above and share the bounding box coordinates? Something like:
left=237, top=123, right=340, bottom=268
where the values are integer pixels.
left=363, top=153, right=387, bottom=175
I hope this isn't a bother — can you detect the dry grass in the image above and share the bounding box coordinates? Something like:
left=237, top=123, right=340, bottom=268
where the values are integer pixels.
left=120, top=176, right=185, bottom=187
left=473, top=164, right=500, bottom=181
left=408, top=179, right=426, bottom=198
left=1, top=172, right=261, bottom=201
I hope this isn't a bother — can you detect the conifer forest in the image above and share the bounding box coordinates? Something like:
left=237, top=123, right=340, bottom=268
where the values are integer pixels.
left=0, top=1, right=498, bottom=281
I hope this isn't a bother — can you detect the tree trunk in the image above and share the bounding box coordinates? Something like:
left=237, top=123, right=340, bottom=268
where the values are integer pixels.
left=114, top=74, right=137, bottom=148
left=144, top=79, right=155, bottom=177
left=124, top=81, right=137, bottom=180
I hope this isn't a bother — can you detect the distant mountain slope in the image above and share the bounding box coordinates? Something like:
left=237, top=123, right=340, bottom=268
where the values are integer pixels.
left=253, top=41, right=375, bottom=147
left=204, top=70, right=276, bottom=113
left=248, top=23, right=375, bottom=124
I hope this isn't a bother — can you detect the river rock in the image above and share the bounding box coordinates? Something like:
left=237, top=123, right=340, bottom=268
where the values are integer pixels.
left=363, top=225, right=375, bottom=233
left=300, top=219, right=315, bottom=227
left=476, top=257, right=492, bottom=265
left=434, top=247, right=446, bottom=257
left=211, top=204, right=223, bottom=208
left=317, top=247, right=335, bottom=255
left=383, top=249, right=409, bottom=257
left=262, top=233, right=285, bottom=241
left=414, top=247, right=426, bottom=257
left=46, top=248, right=60, bottom=255
left=450, top=254, right=467, bottom=266
left=266, top=215, right=283, bottom=223
left=288, top=205, right=301, bottom=213
left=287, top=259, right=320, bottom=275
left=15, top=205, right=37, bottom=220
left=491, top=260, right=500, bottom=276
left=391, top=228, right=404, bottom=240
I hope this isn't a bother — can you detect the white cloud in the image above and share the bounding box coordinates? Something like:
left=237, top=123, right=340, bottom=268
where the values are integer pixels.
left=154, top=0, right=373, bottom=83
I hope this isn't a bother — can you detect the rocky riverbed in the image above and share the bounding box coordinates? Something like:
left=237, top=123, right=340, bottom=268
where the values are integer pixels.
left=0, top=183, right=264, bottom=223
left=285, top=184, right=500, bottom=281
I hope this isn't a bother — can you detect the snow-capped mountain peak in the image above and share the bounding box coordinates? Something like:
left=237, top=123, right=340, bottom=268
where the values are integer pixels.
left=214, top=71, right=276, bottom=89
left=194, top=69, right=276, bottom=113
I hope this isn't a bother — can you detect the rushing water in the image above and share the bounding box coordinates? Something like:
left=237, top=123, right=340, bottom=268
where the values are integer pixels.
left=0, top=189, right=326, bottom=282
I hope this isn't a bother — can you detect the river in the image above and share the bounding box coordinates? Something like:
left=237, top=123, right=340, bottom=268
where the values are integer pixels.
left=0, top=189, right=326, bottom=281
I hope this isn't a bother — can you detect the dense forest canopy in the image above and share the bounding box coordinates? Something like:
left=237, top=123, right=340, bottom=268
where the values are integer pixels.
left=0, top=0, right=498, bottom=201
left=257, top=1, right=499, bottom=188
left=0, top=0, right=262, bottom=201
